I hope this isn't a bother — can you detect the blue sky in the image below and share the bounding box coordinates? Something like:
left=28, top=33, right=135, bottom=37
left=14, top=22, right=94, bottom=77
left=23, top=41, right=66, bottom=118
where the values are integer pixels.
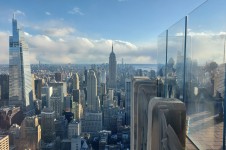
left=0, top=0, right=207, bottom=64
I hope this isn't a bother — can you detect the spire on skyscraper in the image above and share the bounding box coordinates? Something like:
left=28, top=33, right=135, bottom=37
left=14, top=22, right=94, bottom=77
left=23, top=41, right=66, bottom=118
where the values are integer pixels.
left=112, top=42, right=114, bottom=53
left=224, top=40, right=225, bottom=63
left=13, top=13, right=15, bottom=20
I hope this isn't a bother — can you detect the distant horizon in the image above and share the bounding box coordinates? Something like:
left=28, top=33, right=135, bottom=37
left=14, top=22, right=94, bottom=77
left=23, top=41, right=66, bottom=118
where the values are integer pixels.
left=0, top=63, right=158, bottom=65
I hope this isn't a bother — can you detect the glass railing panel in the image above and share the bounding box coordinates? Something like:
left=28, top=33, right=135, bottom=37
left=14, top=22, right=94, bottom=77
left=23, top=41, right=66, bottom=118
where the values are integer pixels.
left=157, top=31, right=167, bottom=97
left=186, top=0, right=226, bottom=149
left=167, top=18, right=186, bottom=101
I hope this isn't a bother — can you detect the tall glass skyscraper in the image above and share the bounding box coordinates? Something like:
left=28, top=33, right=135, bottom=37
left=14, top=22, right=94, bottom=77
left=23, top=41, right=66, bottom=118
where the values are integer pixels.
left=9, top=15, right=33, bottom=112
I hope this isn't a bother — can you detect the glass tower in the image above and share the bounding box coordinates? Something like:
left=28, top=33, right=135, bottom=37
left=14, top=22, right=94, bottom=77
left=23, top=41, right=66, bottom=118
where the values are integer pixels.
left=9, top=15, right=33, bottom=112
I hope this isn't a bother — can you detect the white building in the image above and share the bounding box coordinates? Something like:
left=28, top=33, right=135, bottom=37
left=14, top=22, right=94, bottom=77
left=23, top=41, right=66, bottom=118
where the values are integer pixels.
left=87, top=70, right=100, bottom=112
left=41, top=84, right=53, bottom=108
left=101, top=69, right=106, bottom=84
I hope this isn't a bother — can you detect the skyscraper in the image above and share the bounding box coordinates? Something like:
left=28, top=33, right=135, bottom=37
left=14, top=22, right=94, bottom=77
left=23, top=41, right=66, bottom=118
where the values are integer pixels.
left=82, top=70, right=102, bottom=135
left=68, top=120, right=81, bottom=139
left=109, top=44, right=117, bottom=89
left=9, top=15, right=33, bottom=112
left=19, top=116, right=41, bottom=150
left=72, top=89, right=83, bottom=120
left=41, top=84, right=53, bottom=108
left=71, top=136, right=81, bottom=150
left=72, top=89, right=80, bottom=103
left=125, top=78, right=131, bottom=125
left=41, top=108, right=55, bottom=143
left=87, top=70, right=100, bottom=112
left=55, top=72, right=63, bottom=82
left=34, top=79, right=43, bottom=100
left=72, top=73, right=80, bottom=90
left=82, top=112, right=102, bottom=135
left=0, top=74, right=9, bottom=105
left=101, top=69, right=106, bottom=84
left=50, top=96, right=63, bottom=118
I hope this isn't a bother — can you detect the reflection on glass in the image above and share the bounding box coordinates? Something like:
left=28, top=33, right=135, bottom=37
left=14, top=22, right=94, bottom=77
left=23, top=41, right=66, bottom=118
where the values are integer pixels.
left=167, top=18, right=185, bottom=100
left=157, top=1, right=226, bottom=149
left=186, top=1, right=226, bottom=149
left=157, top=31, right=167, bottom=97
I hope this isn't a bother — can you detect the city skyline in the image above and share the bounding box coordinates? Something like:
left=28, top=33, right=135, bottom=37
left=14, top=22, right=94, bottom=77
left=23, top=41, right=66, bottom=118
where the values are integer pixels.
left=0, top=0, right=207, bottom=64
left=0, top=1, right=225, bottom=149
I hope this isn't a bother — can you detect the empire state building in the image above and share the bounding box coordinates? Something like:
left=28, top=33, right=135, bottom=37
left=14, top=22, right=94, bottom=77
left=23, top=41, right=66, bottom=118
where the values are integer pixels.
left=108, top=44, right=117, bottom=89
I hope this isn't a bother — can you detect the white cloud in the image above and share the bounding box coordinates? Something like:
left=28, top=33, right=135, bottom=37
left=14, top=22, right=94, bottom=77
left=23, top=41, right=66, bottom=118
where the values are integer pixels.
left=1, top=29, right=225, bottom=65
left=24, top=32, right=32, bottom=37
left=58, top=38, right=65, bottom=42
left=25, top=19, right=76, bottom=38
left=22, top=33, right=157, bottom=64
left=44, top=27, right=75, bottom=37
left=0, top=31, right=157, bottom=64
left=0, top=31, right=9, bottom=64
left=45, top=12, right=51, bottom=16
left=68, top=7, right=84, bottom=15
left=176, top=31, right=226, bottom=37
left=170, top=31, right=226, bottom=65
left=14, top=10, right=25, bottom=16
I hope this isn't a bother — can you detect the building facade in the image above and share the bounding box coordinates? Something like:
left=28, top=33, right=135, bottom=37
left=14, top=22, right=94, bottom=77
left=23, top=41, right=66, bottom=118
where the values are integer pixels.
left=34, top=79, right=43, bottom=100
left=55, top=72, right=62, bottom=82
left=18, top=116, right=41, bottom=150
left=72, top=89, right=80, bottom=103
left=125, top=78, right=131, bottom=125
left=68, top=120, right=81, bottom=139
left=130, top=77, right=157, bottom=150
left=73, top=73, right=80, bottom=90
left=0, top=135, right=9, bottom=150
left=9, top=16, right=33, bottom=112
left=41, top=108, right=55, bottom=143
left=41, top=84, right=53, bottom=108
left=0, top=74, right=9, bottom=103
left=82, top=112, right=102, bottom=135
left=108, top=44, right=117, bottom=89
left=87, top=70, right=100, bottom=112
left=50, top=96, right=63, bottom=118
left=71, top=136, right=81, bottom=150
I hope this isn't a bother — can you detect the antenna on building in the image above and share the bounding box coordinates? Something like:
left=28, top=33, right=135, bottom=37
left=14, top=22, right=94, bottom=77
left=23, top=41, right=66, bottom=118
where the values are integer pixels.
left=39, top=60, right=41, bottom=72
left=224, top=40, right=225, bottom=63
left=112, top=42, right=113, bottom=53
left=13, top=13, right=15, bottom=20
